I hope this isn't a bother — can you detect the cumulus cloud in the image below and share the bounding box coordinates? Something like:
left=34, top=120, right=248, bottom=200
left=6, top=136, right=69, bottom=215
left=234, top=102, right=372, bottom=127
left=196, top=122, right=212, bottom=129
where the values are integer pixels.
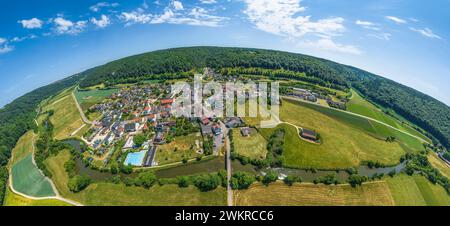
left=243, top=0, right=359, bottom=54
left=410, top=27, right=442, bottom=39
left=53, top=17, right=87, bottom=35
left=18, top=18, right=44, bottom=29
left=385, top=16, right=407, bottom=24
left=173, top=1, right=184, bottom=10
left=355, top=20, right=380, bottom=31
left=91, top=15, right=111, bottom=28
left=119, top=9, right=152, bottom=25
left=0, top=38, right=13, bottom=54
left=244, top=0, right=345, bottom=38
left=90, top=2, right=119, bottom=12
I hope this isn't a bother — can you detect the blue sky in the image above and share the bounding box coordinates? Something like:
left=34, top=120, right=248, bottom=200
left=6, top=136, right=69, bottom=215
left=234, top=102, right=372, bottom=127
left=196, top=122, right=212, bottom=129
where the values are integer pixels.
left=1, top=0, right=449, bottom=107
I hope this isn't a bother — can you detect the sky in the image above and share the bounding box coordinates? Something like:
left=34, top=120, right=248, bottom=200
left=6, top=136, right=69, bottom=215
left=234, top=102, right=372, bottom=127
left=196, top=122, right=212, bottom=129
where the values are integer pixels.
left=0, top=0, right=449, bottom=107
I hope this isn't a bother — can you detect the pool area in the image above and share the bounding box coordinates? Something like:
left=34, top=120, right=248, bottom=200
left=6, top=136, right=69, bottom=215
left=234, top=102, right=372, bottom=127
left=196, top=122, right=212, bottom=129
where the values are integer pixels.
left=124, top=150, right=148, bottom=166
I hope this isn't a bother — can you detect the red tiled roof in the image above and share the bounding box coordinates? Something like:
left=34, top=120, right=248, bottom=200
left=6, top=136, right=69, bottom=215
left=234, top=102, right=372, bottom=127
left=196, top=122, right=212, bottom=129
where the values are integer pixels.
left=161, top=98, right=174, bottom=104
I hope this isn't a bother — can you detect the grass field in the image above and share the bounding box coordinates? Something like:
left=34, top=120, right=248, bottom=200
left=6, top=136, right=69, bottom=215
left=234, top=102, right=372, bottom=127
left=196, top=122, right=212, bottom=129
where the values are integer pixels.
left=11, top=154, right=55, bottom=197
left=41, top=90, right=88, bottom=140
left=155, top=133, right=203, bottom=165
left=74, top=88, right=118, bottom=111
left=428, top=152, right=450, bottom=179
left=262, top=99, right=409, bottom=169
left=232, top=128, right=267, bottom=160
left=234, top=181, right=394, bottom=206
left=3, top=187, right=71, bottom=206
left=45, top=149, right=226, bottom=205
left=386, top=174, right=450, bottom=206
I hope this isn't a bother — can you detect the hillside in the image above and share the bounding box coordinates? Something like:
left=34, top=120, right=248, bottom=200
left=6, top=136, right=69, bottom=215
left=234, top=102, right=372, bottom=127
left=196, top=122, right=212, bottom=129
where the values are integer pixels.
left=78, top=46, right=450, bottom=148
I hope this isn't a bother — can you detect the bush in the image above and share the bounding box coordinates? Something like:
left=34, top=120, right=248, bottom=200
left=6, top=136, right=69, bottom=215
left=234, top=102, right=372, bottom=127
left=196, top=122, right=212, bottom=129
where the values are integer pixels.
left=178, top=176, right=190, bottom=188
left=194, top=173, right=222, bottom=192
left=120, top=164, right=133, bottom=174
left=68, top=175, right=92, bottom=192
left=283, top=175, right=302, bottom=186
left=134, top=171, right=157, bottom=188
left=262, top=171, right=278, bottom=185
left=347, top=175, right=368, bottom=187
left=231, top=172, right=256, bottom=189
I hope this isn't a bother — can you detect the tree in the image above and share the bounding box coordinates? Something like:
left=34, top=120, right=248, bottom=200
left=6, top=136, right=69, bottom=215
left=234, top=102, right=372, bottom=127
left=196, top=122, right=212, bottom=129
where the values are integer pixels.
left=262, top=171, right=278, bottom=185
left=347, top=175, right=368, bottom=187
left=133, top=134, right=146, bottom=147
left=135, top=171, right=157, bottom=188
left=231, top=172, right=256, bottom=189
left=283, top=175, right=302, bottom=186
left=194, top=174, right=222, bottom=192
left=68, top=175, right=92, bottom=192
left=178, top=176, right=190, bottom=188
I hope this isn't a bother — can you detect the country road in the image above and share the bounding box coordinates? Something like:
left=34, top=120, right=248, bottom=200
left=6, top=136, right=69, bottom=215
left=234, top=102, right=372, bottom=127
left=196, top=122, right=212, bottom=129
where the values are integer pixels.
left=221, top=122, right=233, bottom=206
left=72, top=91, right=92, bottom=124
left=282, top=96, right=430, bottom=144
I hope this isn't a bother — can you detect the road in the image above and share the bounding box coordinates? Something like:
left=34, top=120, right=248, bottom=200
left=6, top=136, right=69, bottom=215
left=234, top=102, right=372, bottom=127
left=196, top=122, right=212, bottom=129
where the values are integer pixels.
left=71, top=91, right=93, bottom=124
left=282, top=96, right=430, bottom=144
left=220, top=121, right=233, bottom=206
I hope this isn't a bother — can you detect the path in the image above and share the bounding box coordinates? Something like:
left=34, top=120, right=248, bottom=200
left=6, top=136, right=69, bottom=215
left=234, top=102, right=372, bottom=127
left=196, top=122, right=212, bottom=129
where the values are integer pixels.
left=282, top=96, right=430, bottom=144
left=71, top=91, right=92, bottom=124
left=222, top=122, right=233, bottom=206
left=8, top=133, right=83, bottom=206
left=70, top=124, right=86, bottom=137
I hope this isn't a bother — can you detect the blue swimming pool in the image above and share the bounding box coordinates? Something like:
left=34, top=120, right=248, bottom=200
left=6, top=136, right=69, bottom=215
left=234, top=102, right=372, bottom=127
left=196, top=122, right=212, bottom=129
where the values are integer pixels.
left=124, top=150, right=147, bottom=166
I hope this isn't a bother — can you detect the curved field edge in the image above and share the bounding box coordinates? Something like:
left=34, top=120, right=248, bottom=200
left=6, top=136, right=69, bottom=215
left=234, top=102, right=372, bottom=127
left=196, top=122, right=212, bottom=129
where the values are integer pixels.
left=234, top=174, right=450, bottom=206
left=3, top=187, right=71, bottom=206
left=44, top=149, right=227, bottom=206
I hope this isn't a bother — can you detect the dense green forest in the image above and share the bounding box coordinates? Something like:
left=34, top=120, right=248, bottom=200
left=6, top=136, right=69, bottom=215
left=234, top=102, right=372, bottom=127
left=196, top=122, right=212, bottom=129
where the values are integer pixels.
left=78, top=46, right=450, bottom=149
left=0, top=73, right=84, bottom=204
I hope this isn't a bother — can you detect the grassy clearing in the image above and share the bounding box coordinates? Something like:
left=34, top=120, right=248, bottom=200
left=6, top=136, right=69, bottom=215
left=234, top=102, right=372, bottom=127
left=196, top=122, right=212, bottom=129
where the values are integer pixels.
left=74, top=88, right=117, bottom=111
left=234, top=181, right=394, bottom=206
left=155, top=133, right=203, bottom=165
left=232, top=128, right=267, bottom=160
left=270, top=100, right=407, bottom=169
left=42, top=91, right=87, bottom=140
left=3, top=187, right=71, bottom=206
left=428, top=152, right=450, bottom=179
left=385, top=174, right=450, bottom=206
left=45, top=149, right=226, bottom=205
left=11, top=154, right=55, bottom=197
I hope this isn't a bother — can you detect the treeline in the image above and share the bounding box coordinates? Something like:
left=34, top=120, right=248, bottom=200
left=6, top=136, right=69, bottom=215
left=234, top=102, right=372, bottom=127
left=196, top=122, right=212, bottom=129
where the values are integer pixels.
left=0, top=73, right=84, bottom=205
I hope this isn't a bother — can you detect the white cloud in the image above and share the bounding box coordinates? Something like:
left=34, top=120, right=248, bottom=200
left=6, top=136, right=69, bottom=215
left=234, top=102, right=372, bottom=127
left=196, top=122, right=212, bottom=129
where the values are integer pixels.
left=90, top=2, right=119, bottom=12
left=385, top=16, right=407, bottom=24
left=11, top=34, right=38, bottom=42
left=173, top=1, right=184, bottom=10
left=18, top=18, right=44, bottom=29
left=0, top=38, right=6, bottom=45
left=355, top=20, right=380, bottom=31
left=298, top=38, right=362, bottom=55
left=369, top=33, right=391, bottom=41
left=119, top=10, right=152, bottom=25
left=243, top=0, right=345, bottom=38
left=91, top=15, right=111, bottom=28
left=200, top=0, right=217, bottom=4
left=53, top=17, right=87, bottom=35
left=410, top=27, right=442, bottom=39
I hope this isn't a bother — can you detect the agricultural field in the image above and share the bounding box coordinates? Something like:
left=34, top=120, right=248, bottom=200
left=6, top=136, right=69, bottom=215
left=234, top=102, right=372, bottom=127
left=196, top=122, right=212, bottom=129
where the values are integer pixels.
left=347, top=90, right=430, bottom=143
left=386, top=174, right=450, bottom=206
left=234, top=181, right=394, bottom=206
left=11, top=154, right=55, bottom=197
left=232, top=128, right=267, bottom=160
left=427, top=152, right=450, bottom=179
left=74, top=88, right=118, bottom=111
left=265, top=99, right=409, bottom=169
left=9, top=131, right=34, bottom=166
left=41, top=90, right=88, bottom=140
left=45, top=149, right=226, bottom=205
left=3, top=187, right=70, bottom=206
left=155, top=133, right=203, bottom=165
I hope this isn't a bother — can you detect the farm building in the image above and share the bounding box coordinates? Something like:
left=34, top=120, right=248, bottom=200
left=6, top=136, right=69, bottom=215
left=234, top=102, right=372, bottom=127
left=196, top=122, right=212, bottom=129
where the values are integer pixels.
left=300, top=128, right=318, bottom=141
left=240, top=127, right=251, bottom=137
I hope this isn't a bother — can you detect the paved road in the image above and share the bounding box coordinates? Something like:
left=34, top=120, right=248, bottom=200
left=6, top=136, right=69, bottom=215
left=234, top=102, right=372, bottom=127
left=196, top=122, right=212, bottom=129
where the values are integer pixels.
left=221, top=121, right=233, bottom=206
left=282, top=96, right=430, bottom=144
left=71, top=91, right=92, bottom=124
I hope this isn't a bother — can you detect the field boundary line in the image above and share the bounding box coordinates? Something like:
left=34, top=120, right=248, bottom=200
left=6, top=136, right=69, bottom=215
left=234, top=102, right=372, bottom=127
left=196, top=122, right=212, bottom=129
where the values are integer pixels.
left=71, top=90, right=92, bottom=124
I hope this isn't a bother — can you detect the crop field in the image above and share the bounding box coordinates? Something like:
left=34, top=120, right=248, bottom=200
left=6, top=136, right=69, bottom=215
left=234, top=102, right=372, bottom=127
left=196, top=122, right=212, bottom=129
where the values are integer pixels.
left=155, top=133, right=203, bottom=165
left=386, top=174, right=450, bottom=206
left=45, top=149, right=226, bottom=205
left=11, top=154, right=55, bottom=197
left=428, top=152, right=450, bottom=179
left=269, top=99, right=408, bottom=169
left=234, top=181, right=394, bottom=206
left=42, top=91, right=88, bottom=140
left=232, top=128, right=267, bottom=160
left=74, top=88, right=118, bottom=111
left=9, top=131, right=34, bottom=166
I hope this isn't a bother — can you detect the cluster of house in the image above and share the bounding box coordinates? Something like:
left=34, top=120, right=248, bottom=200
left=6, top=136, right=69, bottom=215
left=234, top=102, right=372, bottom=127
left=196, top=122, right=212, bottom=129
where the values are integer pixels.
left=287, top=87, right=346, bottom=110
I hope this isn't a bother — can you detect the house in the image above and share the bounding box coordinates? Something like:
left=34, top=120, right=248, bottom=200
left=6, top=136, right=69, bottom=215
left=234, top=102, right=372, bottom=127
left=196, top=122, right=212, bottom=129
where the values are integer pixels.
left=225, top=117, right=243, bottom=128
left=300, top=128, right=318, bottom=141
left=123, top=136, right=135, bottom=149
left=125, top=123, right=137, bottom=133
left=102, top=117, right=113, bottom=128
left=201, top=117, right=210, bottom=125
left=201, top=124, right=213, bottom=136
left=240, top=127, right=251, bottom=137
left=212, top=123, right=222, bottom=136
left=154, top=132, right=164, bottom=143
left=161, top=98, right=174, bottom=105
